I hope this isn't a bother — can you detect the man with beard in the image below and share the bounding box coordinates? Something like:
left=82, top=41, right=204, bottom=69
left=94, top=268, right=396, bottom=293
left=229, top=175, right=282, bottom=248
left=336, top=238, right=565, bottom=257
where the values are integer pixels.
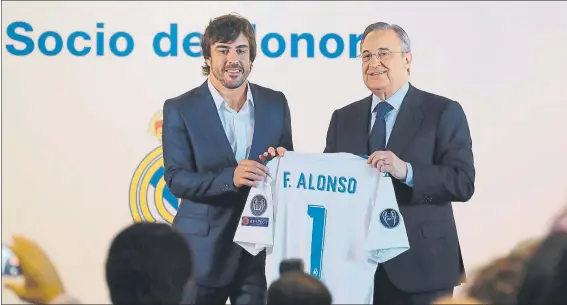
left=161, top=13, right=294, bottom=305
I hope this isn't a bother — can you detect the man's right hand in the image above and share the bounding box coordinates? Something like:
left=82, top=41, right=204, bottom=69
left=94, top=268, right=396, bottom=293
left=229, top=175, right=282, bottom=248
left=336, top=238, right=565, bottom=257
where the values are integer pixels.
left=233, top=160, right=269, bottom=188
left=259, top=146, right=288, bottom=163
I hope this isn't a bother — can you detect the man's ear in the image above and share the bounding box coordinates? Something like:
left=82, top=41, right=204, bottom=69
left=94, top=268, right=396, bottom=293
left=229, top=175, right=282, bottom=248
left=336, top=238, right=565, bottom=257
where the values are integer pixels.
left=404, top=52, right=412, bottom=75
left=404, top=52, right=412, bottom=68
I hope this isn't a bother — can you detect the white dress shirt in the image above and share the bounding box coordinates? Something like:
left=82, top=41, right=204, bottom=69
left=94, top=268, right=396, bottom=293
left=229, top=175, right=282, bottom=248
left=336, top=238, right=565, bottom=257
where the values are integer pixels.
left=207, top=78, right=255, bottom=162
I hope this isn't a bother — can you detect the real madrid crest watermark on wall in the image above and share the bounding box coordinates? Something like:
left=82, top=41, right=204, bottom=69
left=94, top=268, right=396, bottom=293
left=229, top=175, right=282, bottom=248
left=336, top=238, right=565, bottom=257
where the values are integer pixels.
left=129, top=110, right=180, bottom=224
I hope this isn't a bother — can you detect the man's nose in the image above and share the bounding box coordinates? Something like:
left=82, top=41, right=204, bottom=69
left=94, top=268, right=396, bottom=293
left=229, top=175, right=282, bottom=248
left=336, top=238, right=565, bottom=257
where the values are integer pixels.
left=227, top=50, right=239, bottom=62
left=369, top=54, right=382, bottom=67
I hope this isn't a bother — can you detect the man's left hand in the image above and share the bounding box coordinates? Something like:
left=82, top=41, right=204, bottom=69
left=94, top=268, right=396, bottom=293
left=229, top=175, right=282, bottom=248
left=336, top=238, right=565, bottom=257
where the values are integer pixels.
left=368, top=150, right=408, bottom=181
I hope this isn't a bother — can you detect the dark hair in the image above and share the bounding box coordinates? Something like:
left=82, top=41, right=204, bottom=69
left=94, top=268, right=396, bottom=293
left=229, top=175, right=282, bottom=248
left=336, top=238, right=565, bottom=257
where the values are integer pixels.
left=544, top=242, right=567, bottom=304
left=105, top=222, right=193, bottom=305
left=200, top=13, right=257, bottom=76
left=517, top=232, right=567, bottom=305
left=467, top=255, right=525, bottom=303
left=279, top=258, right=305, bottom=275
left=267, top=271, right=332, bottom=305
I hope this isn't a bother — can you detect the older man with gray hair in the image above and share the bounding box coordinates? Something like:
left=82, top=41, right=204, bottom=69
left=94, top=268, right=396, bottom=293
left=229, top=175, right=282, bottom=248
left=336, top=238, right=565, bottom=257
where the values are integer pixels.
left=262, top=21, right=475, bottom=305
left=323, top=22, right=476, bottom=304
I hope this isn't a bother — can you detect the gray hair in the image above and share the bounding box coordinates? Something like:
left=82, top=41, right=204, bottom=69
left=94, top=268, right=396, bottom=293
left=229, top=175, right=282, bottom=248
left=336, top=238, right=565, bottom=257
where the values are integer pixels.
left=360, top=22, right=411, bottom=53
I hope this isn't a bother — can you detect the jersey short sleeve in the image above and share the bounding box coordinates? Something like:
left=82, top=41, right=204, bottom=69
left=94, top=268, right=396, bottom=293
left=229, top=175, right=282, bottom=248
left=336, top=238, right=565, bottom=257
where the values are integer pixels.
left=365, top=174, right=410, bottom=263
left=233, top=158, right=280, bottom=256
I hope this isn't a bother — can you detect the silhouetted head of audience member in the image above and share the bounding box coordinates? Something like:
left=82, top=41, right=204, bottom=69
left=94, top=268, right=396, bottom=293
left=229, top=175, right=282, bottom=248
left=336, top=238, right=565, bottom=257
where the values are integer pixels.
left=516, top=231, right=567, bottom=305
left=466, top=254, right=526, bottom=303
left=542, top=239, right=567, bottom=304
left=508, top=237, right=541, bottom=259
left=105, top=222, right=193, bottom=305
left=466, top=236, right=541, bottom=303
left=267, top=271, right=332, bottom=305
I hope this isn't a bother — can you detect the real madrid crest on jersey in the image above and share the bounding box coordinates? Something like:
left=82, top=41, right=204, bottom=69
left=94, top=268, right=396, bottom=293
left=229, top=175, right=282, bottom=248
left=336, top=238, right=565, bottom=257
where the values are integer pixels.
left=129, top=110, right=180, bottom=224
left=250, top=194, right=268, bottom=216
left=379, top=208, right=400, bottom=229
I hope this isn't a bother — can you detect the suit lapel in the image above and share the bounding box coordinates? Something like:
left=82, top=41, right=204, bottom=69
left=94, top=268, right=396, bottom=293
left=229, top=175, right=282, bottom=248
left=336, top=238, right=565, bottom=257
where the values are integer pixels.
left=386, top=84, right=424, bottom=156
left=351, top=95, right=373, bottom=155
left=248, top=84, right=268, bottom=162
left=196, top=81, right=238, bottom=165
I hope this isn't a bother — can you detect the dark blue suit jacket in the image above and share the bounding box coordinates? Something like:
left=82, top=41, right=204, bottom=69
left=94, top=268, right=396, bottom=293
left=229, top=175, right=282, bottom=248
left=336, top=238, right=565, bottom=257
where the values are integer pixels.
left=162, top=81, right=293, bottom=287
left=324, top=83, right=475, bottom=293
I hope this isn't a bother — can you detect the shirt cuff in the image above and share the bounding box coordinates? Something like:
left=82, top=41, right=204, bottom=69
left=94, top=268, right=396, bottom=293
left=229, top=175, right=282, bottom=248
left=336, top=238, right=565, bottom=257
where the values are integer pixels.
left=404, top=163, right=414, bottom=187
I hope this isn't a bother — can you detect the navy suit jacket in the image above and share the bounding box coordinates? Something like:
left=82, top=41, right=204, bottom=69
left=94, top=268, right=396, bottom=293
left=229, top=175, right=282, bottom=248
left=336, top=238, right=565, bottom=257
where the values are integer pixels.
left=162, top=81, right=293, bottom=287
left=324, top=83, right=475, bottom=292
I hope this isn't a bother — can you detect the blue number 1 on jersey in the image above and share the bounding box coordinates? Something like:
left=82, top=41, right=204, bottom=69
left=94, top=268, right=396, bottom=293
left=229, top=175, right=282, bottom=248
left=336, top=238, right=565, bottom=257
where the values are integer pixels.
left=308, top=204, right=327, bottom=279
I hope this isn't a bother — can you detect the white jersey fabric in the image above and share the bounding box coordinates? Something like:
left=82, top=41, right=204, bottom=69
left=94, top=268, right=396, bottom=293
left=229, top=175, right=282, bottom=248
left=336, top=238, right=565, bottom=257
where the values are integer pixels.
left=233, top=152, right=410, bottom=304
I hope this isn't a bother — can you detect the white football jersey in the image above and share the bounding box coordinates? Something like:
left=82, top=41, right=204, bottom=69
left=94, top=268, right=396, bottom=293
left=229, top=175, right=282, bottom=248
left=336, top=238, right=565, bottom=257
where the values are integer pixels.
left=233, top=152, right=410, bottom=304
